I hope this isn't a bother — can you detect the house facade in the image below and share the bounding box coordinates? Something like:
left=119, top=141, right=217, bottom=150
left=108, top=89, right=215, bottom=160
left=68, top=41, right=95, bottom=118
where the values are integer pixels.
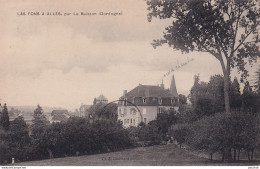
left=118, top=75, right=179, bottom=128
left=50, top=109, right=70, bottom=123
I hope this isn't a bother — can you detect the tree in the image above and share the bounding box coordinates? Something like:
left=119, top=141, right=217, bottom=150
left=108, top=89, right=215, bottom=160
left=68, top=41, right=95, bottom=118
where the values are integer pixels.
left=253, top=65, right=260, bottom=93
left=230, top=77, right=242, bottom=111
left=189, top=75, right=224, bottom=119
left=8, top=116, right=31, bottom=162
left=168, top=124, right=190, bottom=149
left=147, top=0, right=260, bottom=113
left=30, top=105, right=49, bottom=160
left=208, top=75, right=225, bottom=113
left=178, top=94, right=188, bottom=113
left=253, top=66, right=260, bottom=114
left=31, top=105, right=49, bottom=137
left=242, top=81, right=258, bottom=113
left=0, top=104, right=10, bottom=131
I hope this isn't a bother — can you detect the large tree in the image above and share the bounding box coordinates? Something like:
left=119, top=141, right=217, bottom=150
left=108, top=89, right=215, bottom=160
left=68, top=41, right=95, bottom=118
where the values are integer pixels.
left=230, top=77, right=242, bottom=110
left=0, top=104, right=10, bottom=131
left=31, top=105, right=49, bottom=137
left=147, top=0, right=260, bottom=113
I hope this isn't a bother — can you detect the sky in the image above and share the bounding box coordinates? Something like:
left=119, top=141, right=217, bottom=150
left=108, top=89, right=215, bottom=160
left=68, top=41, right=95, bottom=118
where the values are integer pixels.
left=0, top=0, right=259, bottom=111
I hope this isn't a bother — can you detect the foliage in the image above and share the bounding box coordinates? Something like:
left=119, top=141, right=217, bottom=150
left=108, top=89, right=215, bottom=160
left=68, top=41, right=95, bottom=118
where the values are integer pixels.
left=178, top=94, right=188, bottom=113
left=156, top=109, right=177, bottom=135
left=147, top=0, right=260, bottom=113
left=7, top=116, right=31, bottom=162
left=168, top=124, right=190, bottom=149
left=0, top=104, right=10, bottom=131
left=137, top=122, right=162, bottom=145
left=30, top=105, right=50, bottom=160
left=189, top=74, right=225, bottom=119
left=186, top=112, right=260, bottom=161
left=88, top=102, right=118, bottom=123
left=230, top=77, right=242, bottom=110
left=242, top=81, right=259, bottom=114
left=253, top=65, right=260, bottom=93
left=31, top=105, right=49, bottom=137
left=0, top=128, right=10, bottom=163
left=31, top=116, right=132, bottom=159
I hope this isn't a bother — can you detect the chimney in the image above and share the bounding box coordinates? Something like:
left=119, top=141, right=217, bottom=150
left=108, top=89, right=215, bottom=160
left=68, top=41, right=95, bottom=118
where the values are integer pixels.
left=123, top=90, right=127, bottom=98
left=160, top=79, right=164, bottom=89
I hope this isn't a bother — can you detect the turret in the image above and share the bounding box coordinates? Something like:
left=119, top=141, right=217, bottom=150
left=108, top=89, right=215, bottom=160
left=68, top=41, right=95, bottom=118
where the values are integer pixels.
left=170, top=74, right=178, bottom=97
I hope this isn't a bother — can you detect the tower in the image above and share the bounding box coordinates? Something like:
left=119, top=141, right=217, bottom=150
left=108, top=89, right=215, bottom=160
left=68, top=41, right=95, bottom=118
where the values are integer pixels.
left=170, top=74, right=178, bottom=97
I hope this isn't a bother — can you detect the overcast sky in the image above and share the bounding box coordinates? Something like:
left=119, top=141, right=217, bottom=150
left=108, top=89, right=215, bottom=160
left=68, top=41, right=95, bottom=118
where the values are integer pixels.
left=1, top=0, right=259, bottom=111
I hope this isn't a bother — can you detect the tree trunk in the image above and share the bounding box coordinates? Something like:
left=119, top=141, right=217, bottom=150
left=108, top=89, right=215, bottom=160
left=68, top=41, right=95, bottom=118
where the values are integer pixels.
left=233, top=148, right=236, bottom=161
left=238, top=149, right=240, bottom=161
left=219, top=57, right=231, bottom=113
left=251, top=149, right=254, bottom=161
left=210, top=153, right=213, bottom=161
left=224, top=148, right=233, bottom=161
left=47, top=149, right=53, bottom=159
left=223, top=71, right=231, bottom=113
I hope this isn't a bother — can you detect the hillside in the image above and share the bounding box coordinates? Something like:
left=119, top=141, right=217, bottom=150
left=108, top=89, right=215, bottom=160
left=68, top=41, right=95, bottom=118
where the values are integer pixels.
left=11, top=144, right=260, bottom=166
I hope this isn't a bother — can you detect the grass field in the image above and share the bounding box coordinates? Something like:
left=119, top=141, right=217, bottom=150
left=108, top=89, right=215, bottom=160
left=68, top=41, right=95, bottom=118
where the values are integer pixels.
left=10, top=144, right=260, bottom=166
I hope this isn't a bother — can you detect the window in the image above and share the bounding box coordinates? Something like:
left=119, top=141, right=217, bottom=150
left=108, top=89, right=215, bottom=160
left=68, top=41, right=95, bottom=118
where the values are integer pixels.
left=159, top=98, right=162, bottom=105
left=133, top=119, right=135, bottom=125
left=130, top=119, right=132, bottom=123
left=158, top=108, right=162, bottom=114
left=143, top=108, right=146, bottom=115
left=144, top=118, right=147, bottom=124
left=143, top=98, right=146, bottom=104
left=119, top=108, right=124, bottom=117
left=130, top=108, right=136, bottom=115
left=171, top=98, right=175, bottom=104
left=124, top=108, right=127, bottom=116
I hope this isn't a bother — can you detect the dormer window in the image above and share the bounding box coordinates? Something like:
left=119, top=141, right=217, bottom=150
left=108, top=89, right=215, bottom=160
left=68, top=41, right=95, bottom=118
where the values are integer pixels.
left=159, top=98, right=162, bottom=105
left=143, top=98, right=146, bottom=104
left=171, top=98, right=174, bottom=104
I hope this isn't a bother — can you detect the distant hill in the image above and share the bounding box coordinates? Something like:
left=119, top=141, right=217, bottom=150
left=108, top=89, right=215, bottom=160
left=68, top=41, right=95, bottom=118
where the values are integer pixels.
left=8, top=106, right=66, bottom=115
left=8, top=106, right=67, bottom=124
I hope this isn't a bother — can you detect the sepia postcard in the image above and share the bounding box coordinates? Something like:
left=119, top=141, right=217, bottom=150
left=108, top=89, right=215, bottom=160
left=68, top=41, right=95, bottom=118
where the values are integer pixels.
left=0, top=0, right=259, bottom=168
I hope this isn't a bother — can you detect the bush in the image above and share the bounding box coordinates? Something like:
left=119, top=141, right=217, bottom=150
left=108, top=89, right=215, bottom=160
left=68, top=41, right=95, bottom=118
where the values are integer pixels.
left=186, top=112, right=260, bottom=161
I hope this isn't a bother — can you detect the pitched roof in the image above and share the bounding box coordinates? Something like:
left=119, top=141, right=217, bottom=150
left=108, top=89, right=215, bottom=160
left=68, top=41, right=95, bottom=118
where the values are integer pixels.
left=52, top=114, right=69, bottom=122
left=51, top=109, right=69, bottom=116
left=96, top=94, right=108, bottom=101
left=120, top=85, right=176, bottom=99
left=170, top=74, right=179, bottom=97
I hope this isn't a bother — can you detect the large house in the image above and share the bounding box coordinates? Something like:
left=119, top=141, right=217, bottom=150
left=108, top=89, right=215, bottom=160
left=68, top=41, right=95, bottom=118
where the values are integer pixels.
left=118, top=75, right=179, bottom=128
left=50, top=109, right=70, bottom=123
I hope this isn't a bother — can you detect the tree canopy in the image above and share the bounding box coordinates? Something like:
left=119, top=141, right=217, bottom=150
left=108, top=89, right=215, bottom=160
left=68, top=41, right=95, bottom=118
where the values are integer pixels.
left=0, top=104, right=10, bottom=131
left=147, top=0, right=260, bottom=113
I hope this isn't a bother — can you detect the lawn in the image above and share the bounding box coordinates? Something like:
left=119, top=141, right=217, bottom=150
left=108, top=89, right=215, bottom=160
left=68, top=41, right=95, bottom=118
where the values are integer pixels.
left=11, top=144, right=260, bottom=166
